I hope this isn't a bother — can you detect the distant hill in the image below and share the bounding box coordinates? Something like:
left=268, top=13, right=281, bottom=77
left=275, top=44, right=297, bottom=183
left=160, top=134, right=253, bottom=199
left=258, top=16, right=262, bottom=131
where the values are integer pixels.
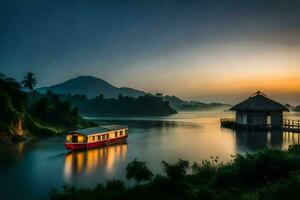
left=293, top=105, right=300, bottom=112
left=163, top=95, right=231, bottom=111
left=163, top=95, right=187, bottom=109
left=37, top=76, right=146, bottom=98
left=285, top=104, right=295, bottom=111
left=37, top=76, right=229, bottom=110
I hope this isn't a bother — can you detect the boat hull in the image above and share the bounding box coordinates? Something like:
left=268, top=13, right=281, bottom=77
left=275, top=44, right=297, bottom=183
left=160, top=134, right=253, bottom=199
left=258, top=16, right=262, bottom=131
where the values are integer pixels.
left=65, top=135, right=128, bottom=151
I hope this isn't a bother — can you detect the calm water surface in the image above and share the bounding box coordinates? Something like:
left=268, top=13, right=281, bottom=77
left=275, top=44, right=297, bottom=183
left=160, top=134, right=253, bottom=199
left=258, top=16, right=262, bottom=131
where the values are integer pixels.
left=1, top=111, right=300, bottom=200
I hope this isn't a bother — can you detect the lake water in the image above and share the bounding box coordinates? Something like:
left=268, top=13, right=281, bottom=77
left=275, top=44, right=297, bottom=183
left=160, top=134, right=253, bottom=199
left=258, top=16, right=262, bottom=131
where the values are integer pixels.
left=1, top=111, right=300, bottom=200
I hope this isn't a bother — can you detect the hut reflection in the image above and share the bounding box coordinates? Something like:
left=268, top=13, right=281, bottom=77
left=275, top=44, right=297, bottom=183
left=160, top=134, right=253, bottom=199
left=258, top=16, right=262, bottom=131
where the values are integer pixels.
left=64, top=144, right=127, bottom=182
left=234, top=130, right=300, bottom=152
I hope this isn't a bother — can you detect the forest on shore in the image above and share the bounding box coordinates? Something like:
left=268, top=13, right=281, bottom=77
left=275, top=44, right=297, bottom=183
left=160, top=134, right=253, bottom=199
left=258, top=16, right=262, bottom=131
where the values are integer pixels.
left=0, top=73, right=176, bottom=143
left=0, top=73, right=95, bottom=143
left=30, top=92, right=177, bottom=116
left=48, top=145, right=300, bottom=200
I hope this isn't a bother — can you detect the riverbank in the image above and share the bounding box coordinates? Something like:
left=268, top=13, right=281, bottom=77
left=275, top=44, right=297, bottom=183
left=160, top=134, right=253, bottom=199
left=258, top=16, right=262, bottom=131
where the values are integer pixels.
left=48, top=145, right=300, bottom=200
left=0, top=75, right=97, bottom=144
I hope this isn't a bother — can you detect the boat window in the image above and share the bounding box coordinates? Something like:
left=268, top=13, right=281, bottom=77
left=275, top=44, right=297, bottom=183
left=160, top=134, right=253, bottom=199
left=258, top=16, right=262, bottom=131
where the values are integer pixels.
left=120, top=130, right=123, bottom=135
left=72, top=135, right=78, bottom=143
left=107, top=134, right=109, bottom=139
left=115, top=131, right=118, bottom=137
left=125, top=129, right=128, bottom=134
left=102, top=135, right=105, bottom=140
left=92, top=136, right=95, bottom=141
left=98, top=135, right=100, bottom=140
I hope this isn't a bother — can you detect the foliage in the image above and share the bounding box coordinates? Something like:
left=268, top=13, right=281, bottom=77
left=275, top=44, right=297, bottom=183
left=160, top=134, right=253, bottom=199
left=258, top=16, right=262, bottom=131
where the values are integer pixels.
left=126, top=159, right=153, bottom=184
left=293, top=105, right=300, bottom=112
left=162, top=159, right=190, bottom=182
left=50, top=93, right=177, bottom=116
left=29, top=91, right=89, bottom=129
left=162, top=95, right=230, bottom=111
left=0, top=75, right=27, bottom=142
left=48, top=146, right=300, bottom=200
left=214, top=149, right=300, bottom=189
left=105, top=179, right=125, bottom=191
left=0, top=73, right=95, bottom=143
left=0, top=76, right=27, bottom=115
left=21, top=72, right=37, bottom=91
left=178, top=102, right=230, bottom=111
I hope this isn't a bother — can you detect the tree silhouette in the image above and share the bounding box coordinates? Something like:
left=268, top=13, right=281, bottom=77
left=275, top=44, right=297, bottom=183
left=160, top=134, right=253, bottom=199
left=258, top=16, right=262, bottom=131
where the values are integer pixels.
left=162, top=159, right=190, bottom=181
left=21, top=72, right=37, bottom=91
left=126, top=159, right=153, bottom=185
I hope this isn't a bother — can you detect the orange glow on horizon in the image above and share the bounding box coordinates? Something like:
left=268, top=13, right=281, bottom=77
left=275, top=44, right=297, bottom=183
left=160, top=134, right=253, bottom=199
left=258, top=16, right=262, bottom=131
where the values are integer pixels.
left=120, top=42, right=300, bottom=101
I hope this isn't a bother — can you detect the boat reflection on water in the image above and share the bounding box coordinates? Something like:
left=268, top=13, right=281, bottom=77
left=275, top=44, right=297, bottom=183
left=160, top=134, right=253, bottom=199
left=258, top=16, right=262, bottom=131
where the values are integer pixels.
left=64, top=143, right=128, bottom=182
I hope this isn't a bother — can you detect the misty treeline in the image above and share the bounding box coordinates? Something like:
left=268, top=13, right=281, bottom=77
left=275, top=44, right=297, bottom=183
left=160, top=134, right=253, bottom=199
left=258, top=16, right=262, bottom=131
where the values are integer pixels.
left=30, top=92, right=177, bottom=116
left=49, top=145, right=300, bottom=200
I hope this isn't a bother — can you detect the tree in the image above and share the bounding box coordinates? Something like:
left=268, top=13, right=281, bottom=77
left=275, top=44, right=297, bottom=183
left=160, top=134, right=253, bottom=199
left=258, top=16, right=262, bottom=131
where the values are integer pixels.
left=162, top=159, right=190, bottom=181
left=118, top=94, right=123, bottom=100
left=126, top=159, right=153, bottom=185
left=21, top=72, right=37, bottom=91
left=95, top=94, right=104, bottom=100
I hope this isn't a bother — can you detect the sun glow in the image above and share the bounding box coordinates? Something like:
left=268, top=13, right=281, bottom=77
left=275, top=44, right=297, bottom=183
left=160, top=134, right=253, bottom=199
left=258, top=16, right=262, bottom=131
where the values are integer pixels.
left=120, top=42, right=300, bottom=102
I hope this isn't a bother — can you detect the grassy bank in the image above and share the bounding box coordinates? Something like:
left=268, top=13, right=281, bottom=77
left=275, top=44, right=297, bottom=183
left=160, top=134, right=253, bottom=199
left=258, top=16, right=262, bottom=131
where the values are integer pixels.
left=48, top=145, right=300, bottom=200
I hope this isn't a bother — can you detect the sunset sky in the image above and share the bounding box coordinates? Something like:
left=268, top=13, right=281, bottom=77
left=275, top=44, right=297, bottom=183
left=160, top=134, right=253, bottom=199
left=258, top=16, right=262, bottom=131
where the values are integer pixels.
left=1, top=0, right=300, bottom=103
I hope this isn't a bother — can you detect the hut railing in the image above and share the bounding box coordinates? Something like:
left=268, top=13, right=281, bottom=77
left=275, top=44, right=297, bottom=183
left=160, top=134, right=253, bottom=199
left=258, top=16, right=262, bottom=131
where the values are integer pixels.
left=221, top=118, right=300, bottom=132
left=220, top=118, right=236, bottom=125
left=283, top=119, right=300, bottom=130
left=220, top=118, right=235, bottom=123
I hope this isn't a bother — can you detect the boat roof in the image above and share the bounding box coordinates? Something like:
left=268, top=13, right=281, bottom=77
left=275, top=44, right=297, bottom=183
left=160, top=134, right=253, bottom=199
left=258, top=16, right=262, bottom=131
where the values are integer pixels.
left=68, top=125, right=128, bottom=136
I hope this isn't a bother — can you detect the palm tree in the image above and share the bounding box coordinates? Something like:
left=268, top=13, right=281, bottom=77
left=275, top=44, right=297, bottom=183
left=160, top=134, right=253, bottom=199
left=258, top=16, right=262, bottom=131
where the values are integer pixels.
left=21, top=72, right=37, bottom=91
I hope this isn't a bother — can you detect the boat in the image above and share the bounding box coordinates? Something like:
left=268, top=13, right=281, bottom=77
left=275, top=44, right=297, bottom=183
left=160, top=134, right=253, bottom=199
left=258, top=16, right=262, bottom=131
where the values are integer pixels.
left=65, top=125, right=128, bottom=151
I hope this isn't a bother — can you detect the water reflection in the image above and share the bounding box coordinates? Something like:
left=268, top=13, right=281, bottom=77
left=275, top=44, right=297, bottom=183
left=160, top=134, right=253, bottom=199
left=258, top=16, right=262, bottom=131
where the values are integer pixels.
left=64, top=144, right=128, bottom=182
left=3, top=111, right=300, bottom=200
left=98, top=119, right=203, bottom=131
left=0, top=140, right=34, bottom=166
left=233, top=130, right=300, bottom=152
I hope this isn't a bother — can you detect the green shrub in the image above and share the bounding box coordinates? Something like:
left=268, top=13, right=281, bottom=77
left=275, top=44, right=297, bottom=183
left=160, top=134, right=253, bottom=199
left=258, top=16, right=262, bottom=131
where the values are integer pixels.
left=105, top=179, right=125, bottom=191
left=162, top=159, right=190, bottom=181
left=126, top=159, right=153, bottom=184
left=215, top=149, right=299, bottom=188
left=47, top=147, right=300, bottom=200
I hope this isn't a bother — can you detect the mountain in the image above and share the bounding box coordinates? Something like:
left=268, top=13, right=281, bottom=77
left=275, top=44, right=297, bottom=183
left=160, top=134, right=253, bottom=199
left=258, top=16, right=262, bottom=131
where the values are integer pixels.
left=163, top=95, right=231, bottom=111
left=293, top=105, right=300, bottom=112
left=37, top=76, right=146, bottom=98
left=163, top=95, right=187, bottom=109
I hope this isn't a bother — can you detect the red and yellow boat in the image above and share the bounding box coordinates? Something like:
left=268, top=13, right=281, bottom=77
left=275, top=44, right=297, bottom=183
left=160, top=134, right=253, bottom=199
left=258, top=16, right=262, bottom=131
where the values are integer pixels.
left=65, top=125, right=128, bottom=151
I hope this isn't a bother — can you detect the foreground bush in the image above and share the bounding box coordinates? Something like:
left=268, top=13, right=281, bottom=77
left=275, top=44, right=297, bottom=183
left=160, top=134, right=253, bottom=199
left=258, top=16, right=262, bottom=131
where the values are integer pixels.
left=48, top=145, right=300, bottom=200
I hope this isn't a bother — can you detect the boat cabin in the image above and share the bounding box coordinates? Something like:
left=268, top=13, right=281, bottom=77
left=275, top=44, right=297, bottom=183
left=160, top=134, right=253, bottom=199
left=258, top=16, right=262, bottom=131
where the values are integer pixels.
left=65, top=125, right=128, bottom=150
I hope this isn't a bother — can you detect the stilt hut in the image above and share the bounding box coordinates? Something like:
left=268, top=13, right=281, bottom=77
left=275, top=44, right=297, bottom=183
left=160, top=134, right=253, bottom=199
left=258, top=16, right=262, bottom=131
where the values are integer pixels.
left=230, top=91, right=289, bottom=129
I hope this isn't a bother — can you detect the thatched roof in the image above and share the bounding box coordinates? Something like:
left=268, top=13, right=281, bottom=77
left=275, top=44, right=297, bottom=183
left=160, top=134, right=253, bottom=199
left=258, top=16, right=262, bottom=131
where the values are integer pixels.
left=230, top=91, right=289, bottom=112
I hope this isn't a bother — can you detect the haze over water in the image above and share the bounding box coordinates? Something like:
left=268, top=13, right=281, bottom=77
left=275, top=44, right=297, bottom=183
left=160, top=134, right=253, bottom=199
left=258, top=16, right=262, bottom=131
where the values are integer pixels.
left=1, top=111, right=300, bottom=200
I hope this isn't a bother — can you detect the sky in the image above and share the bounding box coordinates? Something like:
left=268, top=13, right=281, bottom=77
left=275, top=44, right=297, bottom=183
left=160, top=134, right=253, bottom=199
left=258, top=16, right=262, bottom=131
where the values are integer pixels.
left=1, top=0, right=300, bottom=104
